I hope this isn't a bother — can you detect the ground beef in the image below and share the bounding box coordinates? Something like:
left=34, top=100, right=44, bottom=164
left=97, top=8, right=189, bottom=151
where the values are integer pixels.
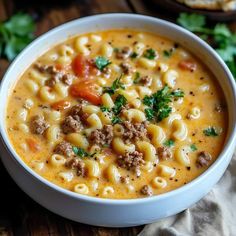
left=117, top=151, right=144, bottom=171
left=89, top=125, right=113, bottom=146
left=196, top=151, right=212, bottom=168
left=116, top=47, right=132, bottom=59
left=139, top=75, right=152, bottom=86
left=54, top=141, right=74, bottom=158
left=61, top=115, right=82, bottom=134
left=157, top=146, right=172, bottom=160
left=122, top=121, right=147, bottom=142
left=65, top=157, right=85, bottom=176
left=35, top=63, right=75, bottom=87
left=120, top=62, right=134, bottom=74
left=140, top=185, right=153, bottom=196
left=30, top=115, right=49, bottom=135
left=69, top=104, right=82, bottom=117
left=120, top=176, right=129, bottom=184
left=61, top=74, right=76, bottom=86
left=35, top=64, right=57, bottom=74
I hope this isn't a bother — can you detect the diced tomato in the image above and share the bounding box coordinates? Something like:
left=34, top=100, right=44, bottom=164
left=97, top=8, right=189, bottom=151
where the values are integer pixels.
left=26, top=138, right=41, bottom=153
left=72, top=54, right=90, bottom=78
left=69, top=80, right=101, bottom=105
left=178, top=59, right=197, bottom=72
left=51, top=100, right=71, bottom=110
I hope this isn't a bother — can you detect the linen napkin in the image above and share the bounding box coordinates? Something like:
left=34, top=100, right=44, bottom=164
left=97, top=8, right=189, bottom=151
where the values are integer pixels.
left=139, top=150, right=236, bottom=236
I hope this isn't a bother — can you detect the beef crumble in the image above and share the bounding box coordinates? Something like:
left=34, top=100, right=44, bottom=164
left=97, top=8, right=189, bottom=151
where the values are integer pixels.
left=116, top=47, right=132, bottom=59
left=35, top=63, right=75, bottom=87
left=54, top=141, right=74, bottom=158
left=140, top=185, right=152, bottom=196
left=120, top=62, right=134, bottom=74
left=89, top=125, right=113, bottom=146
left=196, top=151, right=212, bottom=168
left=30, top=115, right=49, bottom=135
left=61, top=115, right=82, bottom=134
left=65, top=157, right=85, bottom=176
left=117, top=151, right=144, bottom=176
left=139, top=75, right=152, bottom=86
left=122, top=121, right=148, bottom=142
left=157, top=146, right=172, bottom=160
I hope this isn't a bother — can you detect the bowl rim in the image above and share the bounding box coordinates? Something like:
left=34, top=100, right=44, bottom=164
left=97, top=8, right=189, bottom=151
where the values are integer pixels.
left=0, top=13, right=236, bottom=205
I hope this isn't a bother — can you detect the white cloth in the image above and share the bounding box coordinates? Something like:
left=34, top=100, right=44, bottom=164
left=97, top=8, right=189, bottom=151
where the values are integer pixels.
left=139, top=151, right=236, bottom=236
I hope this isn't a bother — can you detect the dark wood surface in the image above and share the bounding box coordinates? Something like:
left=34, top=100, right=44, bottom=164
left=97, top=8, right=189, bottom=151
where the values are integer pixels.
left=0, top=1, right=235, bottom=235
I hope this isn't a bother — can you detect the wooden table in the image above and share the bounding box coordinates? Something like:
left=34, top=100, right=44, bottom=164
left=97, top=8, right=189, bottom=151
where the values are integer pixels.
left=0, top=1, right=234, bottom=235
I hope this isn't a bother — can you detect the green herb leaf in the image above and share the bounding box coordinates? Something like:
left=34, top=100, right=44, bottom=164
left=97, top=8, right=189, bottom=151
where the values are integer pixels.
left=190, top=144, right=198, bottom=151
left=144, top=108, right=155, bottom=121
left=163, top=49, right=172, bottom=58
left=130, top=52, right=138, bottom=58
left=111, top=116, right=122, bottom=124
left=0, top=13, right=35, bottom=60
left=95, top=56, right=111, bottom=71
left=203, top=127, right=219, bottom=137
left=177, top=13, right=206, bottom=32
left=4, top=13, right=35, bottom=36
left=143, top=48, right=157, bottom=60
left=72, top=147, right=89, bottom=158
left=103, top=74, right=124, bottom=95
left=163, top=139, right=175, bottom=147
left=143, top=86, right=183, bottom=122
left=100, top=106, right=110, bottom=112
left=112, top=95, right=127, bottom=115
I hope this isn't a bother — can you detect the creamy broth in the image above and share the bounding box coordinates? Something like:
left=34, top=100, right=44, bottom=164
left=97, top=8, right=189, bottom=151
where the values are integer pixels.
left=7, top=30, right=227, bottom=199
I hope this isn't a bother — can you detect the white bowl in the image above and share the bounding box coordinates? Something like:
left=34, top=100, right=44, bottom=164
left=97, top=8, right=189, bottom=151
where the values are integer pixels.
left=0, top=14, right=236, bottom=227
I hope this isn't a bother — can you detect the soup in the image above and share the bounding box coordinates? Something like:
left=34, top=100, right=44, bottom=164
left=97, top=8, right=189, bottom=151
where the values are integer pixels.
left=6, top=30, right=227, bottom=199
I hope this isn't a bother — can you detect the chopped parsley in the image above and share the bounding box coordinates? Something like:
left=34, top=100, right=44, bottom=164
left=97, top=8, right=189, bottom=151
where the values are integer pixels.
left=133, top=72, right=141, bottom=84
left=72, top=147, right=90, bottom=158
left=103, top=74, right=124, bottom=95
left=144, top=108, right=155, bottom=121
left=163, top=49, right=173, bottom=58
left=190, top=144, right=198, bottom=151
left=203, top=127, right=219, bottom=136
left=130, top=52, right=138, bottom=59
left=164, top=139, right=175, bottom=147
left=100, top=106, right=110, bottom=112
left=143, top=48, right=157, bottom=60
left=143, top=86, right=184, bottom=122
left=111, top=116, right=122, bottom=124
left=95, top=56, right=111, bottom=71
left=112, top=95, right=127, bottom=115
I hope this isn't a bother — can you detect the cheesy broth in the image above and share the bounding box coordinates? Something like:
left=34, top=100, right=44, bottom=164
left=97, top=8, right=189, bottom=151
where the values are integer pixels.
left=6, top=30, right=227, bottom=199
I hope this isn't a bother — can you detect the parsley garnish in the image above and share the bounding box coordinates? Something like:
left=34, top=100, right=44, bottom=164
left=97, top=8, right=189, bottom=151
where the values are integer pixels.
left=112, top=95, right=127, bottom=115
left=103, top=74, right=124, bottom=95
left=144, top=108, right=155, bottom=121
left=203, top=127, right=219, bottom=136
left=130, top=52, right=138, bottom=59
left=111, top=116, right=122, bottom=124
left=95, top=56, right=111, bottom=71
left=143, top=48, right=157, bottom=60
left=143, top=86, right=184, bottom=121
left=177, top=13, right=236, bottom=79
left=164, top=139, right=175, bottom=147
left=133, top=72, right=141, bottom=84
left=190, top=144, right=198, bottom=151
left=72, top=147, right=89, bottom=158
left=163, top=50, right=173, bottom=58
left=100, top=106, right=110, bottom=112
left=0, top=13, right=35, bottom=60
